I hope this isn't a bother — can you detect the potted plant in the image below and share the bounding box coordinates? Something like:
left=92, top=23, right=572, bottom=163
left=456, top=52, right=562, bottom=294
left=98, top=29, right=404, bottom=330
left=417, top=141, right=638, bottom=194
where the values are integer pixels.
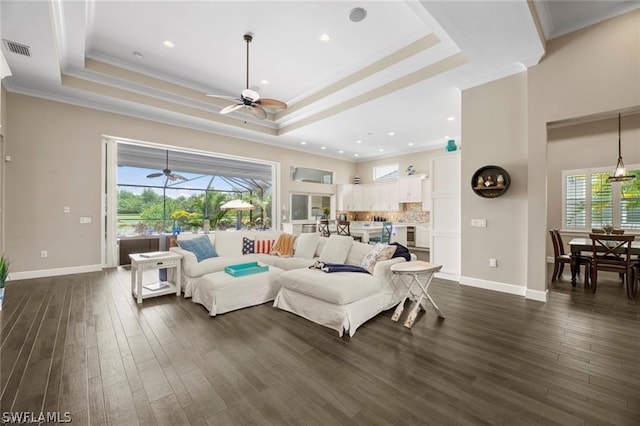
left=0, top=253, right=9, bottom=310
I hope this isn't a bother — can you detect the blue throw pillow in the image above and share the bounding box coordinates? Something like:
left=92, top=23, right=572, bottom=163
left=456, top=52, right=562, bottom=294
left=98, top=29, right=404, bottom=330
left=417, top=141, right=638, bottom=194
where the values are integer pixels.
left=177, top=235, right=217, bottom=262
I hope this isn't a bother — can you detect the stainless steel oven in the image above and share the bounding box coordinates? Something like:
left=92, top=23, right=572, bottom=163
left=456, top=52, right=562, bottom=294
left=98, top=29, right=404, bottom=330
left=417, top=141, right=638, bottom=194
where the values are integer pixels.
left=406, top=226, right=415, bottom=247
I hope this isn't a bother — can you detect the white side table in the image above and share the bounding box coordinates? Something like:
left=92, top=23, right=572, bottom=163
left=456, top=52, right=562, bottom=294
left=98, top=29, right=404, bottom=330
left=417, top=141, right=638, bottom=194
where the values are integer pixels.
left=129, top=252, right=182, bottom=304
left=390, top=261, right=444, bottom=328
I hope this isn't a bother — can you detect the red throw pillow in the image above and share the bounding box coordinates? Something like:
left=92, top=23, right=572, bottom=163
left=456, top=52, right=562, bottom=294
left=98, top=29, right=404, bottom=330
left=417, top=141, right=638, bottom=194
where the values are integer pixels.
left=255, top=239, right=275, bottom=254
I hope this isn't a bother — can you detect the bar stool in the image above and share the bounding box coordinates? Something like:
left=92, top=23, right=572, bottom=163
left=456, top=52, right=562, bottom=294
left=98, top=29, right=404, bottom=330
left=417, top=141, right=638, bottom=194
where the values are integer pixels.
left=390, top=261, right=444, bottom=328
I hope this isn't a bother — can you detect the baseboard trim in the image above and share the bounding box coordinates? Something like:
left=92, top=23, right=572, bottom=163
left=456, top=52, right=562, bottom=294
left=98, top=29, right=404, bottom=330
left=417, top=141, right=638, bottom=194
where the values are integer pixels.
left=435, top=271, right=460, bottom=282
left=525, top=288, right=548, bottom=302
left=460, top=276, right=526, bottom=297
left=9, top=264, right=103, bottom=281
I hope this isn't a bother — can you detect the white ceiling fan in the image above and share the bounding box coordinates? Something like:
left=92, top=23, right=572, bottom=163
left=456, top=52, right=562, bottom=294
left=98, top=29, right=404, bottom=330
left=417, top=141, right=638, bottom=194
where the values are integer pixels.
left=207, top=33, right=287, bottom=119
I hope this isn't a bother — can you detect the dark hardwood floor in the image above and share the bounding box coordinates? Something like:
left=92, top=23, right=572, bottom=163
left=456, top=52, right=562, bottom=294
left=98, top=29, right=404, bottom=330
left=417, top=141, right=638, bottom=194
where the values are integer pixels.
left=1, top=266, right=639, bottom=425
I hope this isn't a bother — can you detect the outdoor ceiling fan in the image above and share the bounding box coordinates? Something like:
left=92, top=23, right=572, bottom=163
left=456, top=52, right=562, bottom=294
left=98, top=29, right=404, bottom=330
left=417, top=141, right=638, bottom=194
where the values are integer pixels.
left=207, top=33, right=287, bottom=119
left=146, top=150, right=186, bottom=181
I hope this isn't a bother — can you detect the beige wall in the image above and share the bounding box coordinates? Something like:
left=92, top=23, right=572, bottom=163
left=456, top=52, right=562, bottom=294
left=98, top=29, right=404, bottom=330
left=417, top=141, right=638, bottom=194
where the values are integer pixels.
left=5, top=93, right=355, bottom=273
left=355, top=148, right=445, bottom=184
left=461, top=72, right=529, bottom=288
left=527, top=10, right=640, bottom=295
left=546, top=113, right=640, bottom=242
left=460, top=10, right=639, bottom=299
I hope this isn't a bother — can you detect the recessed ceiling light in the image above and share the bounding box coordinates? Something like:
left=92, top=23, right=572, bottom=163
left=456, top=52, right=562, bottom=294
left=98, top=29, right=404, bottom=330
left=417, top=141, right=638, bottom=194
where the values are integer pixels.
left=133, top=51, right=144, bottom=60
left=260, top=79, right=269, bottom=85
left=321, top=146, right=327, bottom=150
left=408, top=142, right=414, bottom=146
left=447, top=116, right=455, bottom=121
left=444, top=135, right=450, bottom=139
left=356, top=140, right=362, bottom=144
left=339, top=150, right=344, bottom=154
left=349, top=7, right=368, bottom=23
left=319, top=34, right=331, bottom=42
left=388, top=132, right=395, bottom=136
left=163, top=40, right=175, bottom=48
left=354, top=154, right=359, bottom=157
left=300, top=141, right=307, bottom=145
left=378, top=149, right=384, bottom=152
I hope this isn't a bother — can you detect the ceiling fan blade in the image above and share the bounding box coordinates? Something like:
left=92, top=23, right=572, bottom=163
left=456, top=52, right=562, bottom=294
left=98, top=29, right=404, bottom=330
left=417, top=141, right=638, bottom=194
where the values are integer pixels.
left=167, top=174, right=177, bottom=181
left=257, top=98, right=287, bottom=110
left=172, top=173, right=187, bottom=181
left=220, top=103, right=244, bottom=115
left=147, top=172, right=163, bottom=178
left=249, top=105, right=267, bottom=119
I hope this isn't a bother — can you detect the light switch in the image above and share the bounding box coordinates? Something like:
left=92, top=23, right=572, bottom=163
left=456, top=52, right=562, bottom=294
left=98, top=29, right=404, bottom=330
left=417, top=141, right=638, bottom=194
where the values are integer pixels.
left=63, top=206, right=70, bottom=213
left=80, top=217, right=92, bottom=224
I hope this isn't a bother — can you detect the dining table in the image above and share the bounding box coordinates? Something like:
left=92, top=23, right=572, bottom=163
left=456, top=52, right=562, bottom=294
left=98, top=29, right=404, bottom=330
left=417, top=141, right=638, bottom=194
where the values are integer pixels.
left=568, top=237, right=640, bottom=286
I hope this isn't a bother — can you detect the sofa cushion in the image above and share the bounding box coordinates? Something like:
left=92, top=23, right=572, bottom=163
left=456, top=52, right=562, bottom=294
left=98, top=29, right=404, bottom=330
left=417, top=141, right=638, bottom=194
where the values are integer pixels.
left=319, top=235, right=353, bottom=264
left=214, top=231, right=246, bottom=257
left=279, top=269, right=381, bottom=305
left=294, top=233, right=319, bottom=259
left=360, top=243, right=396, bottom=274
left=183, top=256, right=247, bottom=277
left=177, top=235, right=218, bottom=262
left=345, top=241, right=374, bottom=266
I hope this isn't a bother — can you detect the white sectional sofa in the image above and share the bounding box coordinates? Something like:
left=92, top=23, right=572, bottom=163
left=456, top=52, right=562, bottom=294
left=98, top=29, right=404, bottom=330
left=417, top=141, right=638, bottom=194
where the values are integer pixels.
left=170, top=230, right=313, bottom=297
left=170, top=230, right=413, bottom=336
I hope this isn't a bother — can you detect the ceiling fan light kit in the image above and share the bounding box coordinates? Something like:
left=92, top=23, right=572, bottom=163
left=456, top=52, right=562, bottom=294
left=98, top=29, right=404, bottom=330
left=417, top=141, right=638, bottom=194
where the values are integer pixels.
left=209, top=33, right=287, bottom=119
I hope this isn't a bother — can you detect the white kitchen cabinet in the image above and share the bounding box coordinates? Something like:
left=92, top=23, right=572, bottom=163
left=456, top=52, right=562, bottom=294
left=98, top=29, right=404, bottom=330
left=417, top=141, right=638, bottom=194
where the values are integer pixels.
left=397, top=175, right=425, bottom=202
left=415, top=225, right=430, bottom=248
left=378, top=180, right=399, bottom=211
left=421, top=178, right=432, bottom=211
left=361, top=184, right=377, bottom=210
left=338, top=184, right=362, bottom=212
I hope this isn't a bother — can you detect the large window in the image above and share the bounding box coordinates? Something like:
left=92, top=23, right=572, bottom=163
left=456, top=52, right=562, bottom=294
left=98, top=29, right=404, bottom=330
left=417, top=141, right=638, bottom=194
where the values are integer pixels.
left=563, top=167, right=640, bottom=230
left=116, top=143, right=273, bottom=235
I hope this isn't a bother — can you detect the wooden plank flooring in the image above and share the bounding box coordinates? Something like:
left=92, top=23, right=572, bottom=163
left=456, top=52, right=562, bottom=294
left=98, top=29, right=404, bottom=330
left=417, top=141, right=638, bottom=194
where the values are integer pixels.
left=1, top=267, right=639, bottom=425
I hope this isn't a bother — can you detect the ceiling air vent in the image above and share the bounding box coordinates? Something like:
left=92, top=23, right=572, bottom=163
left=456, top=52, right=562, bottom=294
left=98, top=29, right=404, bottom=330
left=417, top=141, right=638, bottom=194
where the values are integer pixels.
left=3, top=39, right=31, bottom=57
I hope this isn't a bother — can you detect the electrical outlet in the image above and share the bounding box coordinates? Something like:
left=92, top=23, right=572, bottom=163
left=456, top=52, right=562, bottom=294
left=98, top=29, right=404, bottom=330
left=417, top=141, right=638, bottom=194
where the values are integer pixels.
left=489, top=258, right=497, bottom=267
left=40, top=250, right=48, bottom=258
left=471, top=219, right=487, bottom=228
left=80, top=217, right=92, bottom=224
left=63, top=206, right=70, bottom=213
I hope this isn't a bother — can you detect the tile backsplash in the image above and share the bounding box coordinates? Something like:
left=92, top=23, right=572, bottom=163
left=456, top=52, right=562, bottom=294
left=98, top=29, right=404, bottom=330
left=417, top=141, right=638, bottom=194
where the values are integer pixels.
left=338, top=203, right=429, bottom=224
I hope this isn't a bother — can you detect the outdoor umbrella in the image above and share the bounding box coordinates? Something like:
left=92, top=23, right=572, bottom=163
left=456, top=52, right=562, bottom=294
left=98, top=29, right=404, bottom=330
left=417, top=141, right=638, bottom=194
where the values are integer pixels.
left=220, top=199, right=255, bottom=229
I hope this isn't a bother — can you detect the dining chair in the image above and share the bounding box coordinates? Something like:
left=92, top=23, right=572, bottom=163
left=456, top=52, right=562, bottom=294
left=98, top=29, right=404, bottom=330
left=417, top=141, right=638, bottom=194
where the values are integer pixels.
left=550, top=229, right=590, bottom=286
left=591, top=228, right=605, bottom=234
left=589, top=233, right=635, bottom=297
left=336, top=220, right=361, bottom=241
left=336, top=220, right=351, bottom=236
left=317, top=220, right=330, bottom=237
left=369, top=221, right=392, bottom=244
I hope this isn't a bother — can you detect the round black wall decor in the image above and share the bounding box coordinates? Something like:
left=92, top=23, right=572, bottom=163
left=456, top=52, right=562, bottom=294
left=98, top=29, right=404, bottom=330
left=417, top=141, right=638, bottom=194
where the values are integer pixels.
left=471, top=165, right=510, bottom=198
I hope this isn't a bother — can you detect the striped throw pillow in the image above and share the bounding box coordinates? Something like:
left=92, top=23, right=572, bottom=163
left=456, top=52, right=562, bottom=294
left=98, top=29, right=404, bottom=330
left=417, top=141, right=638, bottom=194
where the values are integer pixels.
left=255, top=239, right=275, bottom=254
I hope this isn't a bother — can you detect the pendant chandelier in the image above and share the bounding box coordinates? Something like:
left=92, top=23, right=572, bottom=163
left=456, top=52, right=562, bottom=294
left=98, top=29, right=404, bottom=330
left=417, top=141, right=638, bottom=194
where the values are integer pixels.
left=607, top=113, right=635, bottom=183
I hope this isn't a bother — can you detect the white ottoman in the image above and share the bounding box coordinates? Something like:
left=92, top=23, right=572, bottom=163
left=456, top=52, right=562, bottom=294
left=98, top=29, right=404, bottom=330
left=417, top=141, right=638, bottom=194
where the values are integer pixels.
left=191, top=266, right=284, bottom=316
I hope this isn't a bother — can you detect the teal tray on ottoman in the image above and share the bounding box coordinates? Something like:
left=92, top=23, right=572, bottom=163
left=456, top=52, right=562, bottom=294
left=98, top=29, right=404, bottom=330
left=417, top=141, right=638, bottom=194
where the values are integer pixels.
left=224, top=261, right=269, bottom=277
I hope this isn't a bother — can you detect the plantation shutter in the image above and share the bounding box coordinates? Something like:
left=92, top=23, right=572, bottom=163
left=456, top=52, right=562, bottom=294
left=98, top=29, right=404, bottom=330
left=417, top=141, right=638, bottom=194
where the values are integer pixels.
left=565, top=174, right=586, bottom=228
left=591, top=172, right=613, bottom=227
left=620, top=173, right=640, bottom=229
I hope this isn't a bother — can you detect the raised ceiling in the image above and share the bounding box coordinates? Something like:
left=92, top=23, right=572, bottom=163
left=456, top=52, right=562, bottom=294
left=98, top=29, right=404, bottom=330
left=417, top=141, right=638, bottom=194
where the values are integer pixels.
left=2, top=1, right=637, bottom=161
